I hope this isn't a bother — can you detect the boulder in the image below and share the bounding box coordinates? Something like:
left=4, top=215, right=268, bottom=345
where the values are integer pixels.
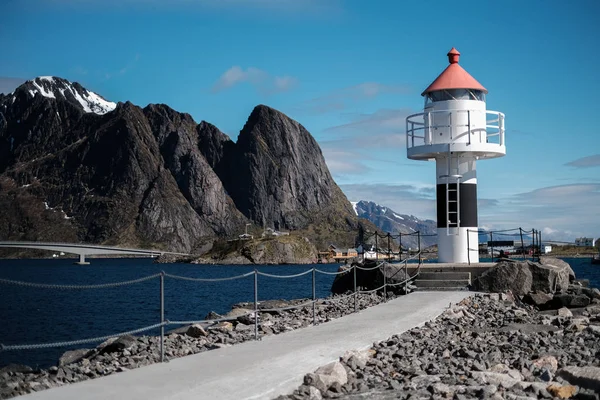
left=223, top=307, right=255, bottom=324
left=472, top=260, right=532, bottom=295
left=557, top=366, right=600, bottom=392
left=185, top=324, right=208, bottom=338
left=0, top=364, right=33, bottom=374
left=472, top=258, right=572, bottom=296
left=208, top=321, right=233, bottom=332
left=313, top=361, right=348, bottom=390
left=97, top=335, right=136, bottom=354
left=523, top=292, right=553, bottom=309
left=551, top=294, right=591, bottom=309
left=58, top=349, right=93, bottom=367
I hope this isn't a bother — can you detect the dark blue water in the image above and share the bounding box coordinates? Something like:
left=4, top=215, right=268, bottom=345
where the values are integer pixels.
left=0, top=257, right=598, bottom=369
left=0, top=258, right=343, bottom=369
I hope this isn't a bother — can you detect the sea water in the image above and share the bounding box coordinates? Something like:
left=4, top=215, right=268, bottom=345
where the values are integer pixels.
left=0, top=257, right=597, bottom=368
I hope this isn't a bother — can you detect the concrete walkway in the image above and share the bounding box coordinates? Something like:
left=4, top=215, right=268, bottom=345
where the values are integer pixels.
left=21, top=291, right=471, bottom=400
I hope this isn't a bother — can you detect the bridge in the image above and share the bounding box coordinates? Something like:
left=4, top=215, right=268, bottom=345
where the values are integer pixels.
left=0, top=241, right=187, bottom=264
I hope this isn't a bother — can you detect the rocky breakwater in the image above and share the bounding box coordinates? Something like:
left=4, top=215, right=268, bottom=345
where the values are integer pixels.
left=280, top=291, right=600, bottom=400
left=0, top=291, right=394, bottom=399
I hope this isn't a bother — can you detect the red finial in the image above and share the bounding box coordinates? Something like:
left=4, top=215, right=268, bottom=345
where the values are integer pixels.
left=447, top=47, right=460, bottom=64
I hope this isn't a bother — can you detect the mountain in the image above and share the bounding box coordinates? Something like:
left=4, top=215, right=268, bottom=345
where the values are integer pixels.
left=0, top=77, right=360, bottom=255
left=351, top=200, right=437, bottom=249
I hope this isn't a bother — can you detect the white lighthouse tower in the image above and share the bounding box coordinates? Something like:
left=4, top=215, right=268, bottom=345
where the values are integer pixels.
left=406, top=48, right=506, bottom=263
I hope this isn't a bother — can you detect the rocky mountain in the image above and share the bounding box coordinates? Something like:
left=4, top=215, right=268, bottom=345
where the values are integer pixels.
left=352, top=200, right=437, bottom=249
left=0, top=77, right=360, bottom=255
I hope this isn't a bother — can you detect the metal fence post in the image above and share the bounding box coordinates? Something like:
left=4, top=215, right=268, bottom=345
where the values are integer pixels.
left=375, top=233, right=379, bottom=262
left=353, top=265, right=357, bottom=313
left=387, top=233, right=391, bottom=262
left=254, top=269, right=259, bottom=340
left=383, top=264, right=387, bottom=301
left=418, top=231, right=422, bottom=265
left=399, top=232, right=403, bottom=260
left=490, top=232, right=494, bottom=262
left=467, top=229, right=471, bottom=265
left=520, top=228, right=525, bottom=261
left=404, top=261, right=408, bottom=294
left=160, top=271, right=165, bottom=363
left=312, top=268, right=316, bottom=326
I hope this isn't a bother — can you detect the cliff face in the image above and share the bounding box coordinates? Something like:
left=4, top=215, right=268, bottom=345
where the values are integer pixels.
left=217, top=105, right=356, bottom=233
left=0, top=78, right=358, bottom=254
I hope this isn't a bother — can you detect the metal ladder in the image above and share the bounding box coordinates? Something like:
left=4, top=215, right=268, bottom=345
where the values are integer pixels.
left=442, top=148, right=461, bottom=236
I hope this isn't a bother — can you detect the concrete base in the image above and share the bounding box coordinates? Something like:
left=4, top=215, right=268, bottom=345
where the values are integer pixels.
left=20, top=292, right=471, bottom=400
left=73, top=262, right=91, bottom=265
left=408, top=262, right=495, bottom=281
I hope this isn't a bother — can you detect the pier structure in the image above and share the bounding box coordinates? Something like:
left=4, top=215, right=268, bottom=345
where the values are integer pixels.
left=406, top=48, right=506, bottom=263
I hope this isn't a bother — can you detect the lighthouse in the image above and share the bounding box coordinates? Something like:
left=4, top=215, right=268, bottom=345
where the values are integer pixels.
left=406, top=48, right=506, bottom=263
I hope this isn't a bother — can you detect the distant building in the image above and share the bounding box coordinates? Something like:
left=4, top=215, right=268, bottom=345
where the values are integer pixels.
left=328, top=245, right=343, bottom=258
left=575, top=237, right=596, bottom=247
left=346, top=248, right=358, bottom=257
left=239, top=233, right=253, bottom=240
left=262, top=228, right=289, bottom=237
left=541, top=245, right=552, bottom=254
left=487, top=240, right=514, bottom=255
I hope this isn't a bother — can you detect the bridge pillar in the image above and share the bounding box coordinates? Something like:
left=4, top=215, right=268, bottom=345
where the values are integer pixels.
left=74, top=253, right=90, bottom=265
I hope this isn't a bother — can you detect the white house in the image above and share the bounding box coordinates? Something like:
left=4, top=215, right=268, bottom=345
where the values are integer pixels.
left=575, top=237, right=596, bottom=247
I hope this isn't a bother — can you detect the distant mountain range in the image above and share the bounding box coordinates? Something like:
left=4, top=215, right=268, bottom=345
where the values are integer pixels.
left=0, top=77, right=367, bottom=255
left=351, top=200, right=437, bottom=249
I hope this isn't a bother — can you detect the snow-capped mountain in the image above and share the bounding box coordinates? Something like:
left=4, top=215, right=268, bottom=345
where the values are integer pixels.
left=352, top=200, right=437, bottom=249
left=19, top=76, right=116, bottom=115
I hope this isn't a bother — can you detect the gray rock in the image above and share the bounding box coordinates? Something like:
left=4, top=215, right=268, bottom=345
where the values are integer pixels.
left=557, top=366, right=600, bottom=391
left=186, top=324, right=208, bottom=338
left=313, top=361, right=348, bottom=390
left=98, top=335, right=137, bottom=354
left=58, top=349, right=93, bottom=367
left=473, top=259, right=572, bottom=295
left=471, top=371, right=520, bottom=388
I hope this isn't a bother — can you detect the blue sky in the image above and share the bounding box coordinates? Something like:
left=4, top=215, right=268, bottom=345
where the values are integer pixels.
left=1, top=0, right=599, bottom=241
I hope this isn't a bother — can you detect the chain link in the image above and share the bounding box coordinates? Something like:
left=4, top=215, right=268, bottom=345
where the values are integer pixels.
left=164, top=271, right=254, bottom=282
left=257, top=269, right=313, bottom=279
left=0, top=322, right=168, bottom=351
left=314, top=267, right=352, bottom=276
left=0, top=273, right=161, bottom=290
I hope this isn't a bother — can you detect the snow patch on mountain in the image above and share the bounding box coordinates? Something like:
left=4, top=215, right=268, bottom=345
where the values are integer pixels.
left=27, top=77, right=116, bottom=115
left=350, top=201, right=359, bottom=216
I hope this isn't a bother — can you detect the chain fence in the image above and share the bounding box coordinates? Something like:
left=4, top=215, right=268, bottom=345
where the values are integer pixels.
left=362, top=227, right=542, bottom=265
left=1, top=226, right=541, bottom=364
left=0, top=257, right=422, bottom=363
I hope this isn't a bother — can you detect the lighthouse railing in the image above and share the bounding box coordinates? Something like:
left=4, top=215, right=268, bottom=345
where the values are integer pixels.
left=406, top=109, right=505, bottom=149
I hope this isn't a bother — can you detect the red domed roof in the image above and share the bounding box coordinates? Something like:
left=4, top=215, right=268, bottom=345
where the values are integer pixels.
left=421, top=48, right=487, bottom=96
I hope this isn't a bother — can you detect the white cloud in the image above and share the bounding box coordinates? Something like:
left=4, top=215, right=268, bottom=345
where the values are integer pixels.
left=273, top=75, right=298, bottom=92
left=325, top=108, right=411, bottom=139
left=565, top=154, right=600, bottom=168
left=479, top=183, right=600, bottom=241
left=211, top=66, right=297, bottom=94
left=296, top=83, right=412, bottom=114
